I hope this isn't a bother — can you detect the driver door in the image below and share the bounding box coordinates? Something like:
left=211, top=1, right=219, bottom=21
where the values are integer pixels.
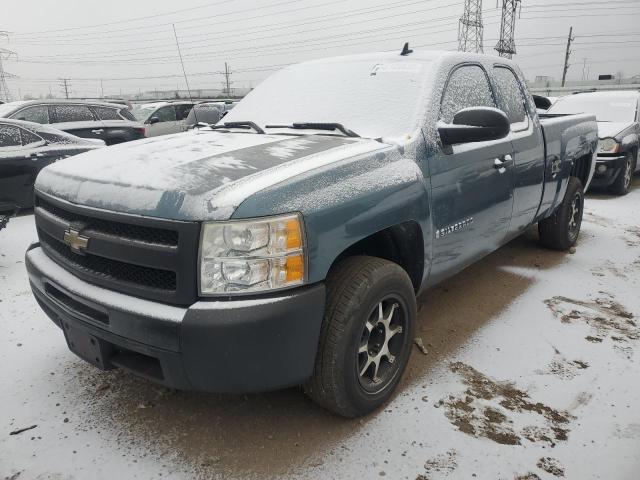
left=427, top=63, right=515, bottom=284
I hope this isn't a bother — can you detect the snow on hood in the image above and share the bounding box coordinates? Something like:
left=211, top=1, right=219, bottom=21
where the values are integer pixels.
left=35, top=130, right=388, bottom=221
left=597, top=122, right=634, bottom=139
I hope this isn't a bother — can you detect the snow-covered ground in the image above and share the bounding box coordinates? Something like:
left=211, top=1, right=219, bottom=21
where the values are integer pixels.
left=2, top=180, right=639, bottom=480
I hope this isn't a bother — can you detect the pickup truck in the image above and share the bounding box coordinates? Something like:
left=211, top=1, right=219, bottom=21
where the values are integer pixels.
left=26, top=50, right=598, bottom=417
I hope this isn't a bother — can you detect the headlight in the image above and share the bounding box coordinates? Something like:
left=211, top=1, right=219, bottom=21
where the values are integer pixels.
left=199, top=213, right=305, bottom=295
left=598, top=138, right=620, bottom=153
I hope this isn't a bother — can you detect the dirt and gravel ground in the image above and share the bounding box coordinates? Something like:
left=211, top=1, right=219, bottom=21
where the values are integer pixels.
left=2, top=179, right=640, bottom=480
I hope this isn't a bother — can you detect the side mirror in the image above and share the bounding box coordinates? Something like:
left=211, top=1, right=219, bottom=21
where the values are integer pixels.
left=532, top=95, right=552, bottom=111
left=438, top=107, right=510, bottom=146
left=148, top=117, right=160, bottom=125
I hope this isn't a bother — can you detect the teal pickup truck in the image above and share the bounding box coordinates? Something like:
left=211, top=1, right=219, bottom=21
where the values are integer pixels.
left=26, top=50, right=597, bottom=417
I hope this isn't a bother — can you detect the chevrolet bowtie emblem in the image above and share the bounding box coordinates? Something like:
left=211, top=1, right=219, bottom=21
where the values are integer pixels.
left=63, top=228, right=90, bottom=254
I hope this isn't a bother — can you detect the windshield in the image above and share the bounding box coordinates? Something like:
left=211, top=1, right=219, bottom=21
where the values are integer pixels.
left=547, top=94, right=638, bottom=122
left=131, top=107, right=155, bottom=122
left=223, top=57, right=433, bottom=139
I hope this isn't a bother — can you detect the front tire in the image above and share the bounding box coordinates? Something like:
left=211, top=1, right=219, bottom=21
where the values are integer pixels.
left=538, top=176, right=584, bottom=251
left=304, top=256, right=416, bottom=417
left=609, top=151, right=635, bottom=196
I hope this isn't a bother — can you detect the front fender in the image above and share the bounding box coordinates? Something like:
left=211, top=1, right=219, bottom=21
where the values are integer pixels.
left=232, top=146, right=431, bottom=284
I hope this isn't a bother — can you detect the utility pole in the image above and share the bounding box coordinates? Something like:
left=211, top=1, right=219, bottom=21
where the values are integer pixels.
left=223, top=62, right=233, bottom=97
left=495, top=0, right=521, bottom=59
left=59, top=78, right=70, bottom=98
left=561, top=26, right=574, bottom=87
left=458, top=0, right=484, bottom=53
left=581, top=57, right=587, bottom=81
left=100, top=79, right=104, bottom=98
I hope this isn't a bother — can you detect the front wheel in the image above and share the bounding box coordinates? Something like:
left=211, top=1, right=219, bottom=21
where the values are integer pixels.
left=609, top=151, right=635, bottom=196
left=538, top=176, right=584, bottom=251
left=304, top=256, right=416, bottom=417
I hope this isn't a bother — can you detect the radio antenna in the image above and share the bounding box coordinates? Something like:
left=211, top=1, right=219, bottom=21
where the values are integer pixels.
left=172, top=24, right=199, bottom=125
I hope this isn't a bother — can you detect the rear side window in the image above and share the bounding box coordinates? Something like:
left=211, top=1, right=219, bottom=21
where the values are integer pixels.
left=52, top=105, right=95, bottom=123
left=119, top=109, right=136, bottom=121
left=440, top=65, right=496, bottom=123
left=0, top=124, right=22, bottom=148
left=20, top=128, right=43, bottom=146
left=92, top=106, right=122, bottom=121
left=11, top=105, right=50, bottom=124
left=493, top=67, right=528, bottom=125
left=175, top=104, right=193, bottom=121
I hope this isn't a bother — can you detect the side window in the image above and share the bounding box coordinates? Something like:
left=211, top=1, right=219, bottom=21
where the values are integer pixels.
left=154, top=106, right=177, bottom=122
left=20, top=128, right=43, bottom=146
left=92, top=106, right=122, bottom=121
left=440, top=65, right=496, bottom=123
left=119, top=109, right=136, bottom=121
left=11, top=105, right=50, bottom=124
left=493, top=67, right=528, bottom=125
left=52, top=105, right=95, bottom=123
left=0, top=124, right=22, bottom=149
left=175, top=104, right=193, bottom=121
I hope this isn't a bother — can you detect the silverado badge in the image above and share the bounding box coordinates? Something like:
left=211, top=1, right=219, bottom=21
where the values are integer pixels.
left=63, top=228, right=90, bottom=254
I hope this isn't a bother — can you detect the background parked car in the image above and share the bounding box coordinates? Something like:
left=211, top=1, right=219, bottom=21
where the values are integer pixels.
left=131, top=101, right=194, bottom=136
left=0, top=119, right=104, bottom=210
left=0, top=99, right=146, bottom=145
left=547, top=91, right=640, bottom=195
left=183, top=102, right=224, bottom=129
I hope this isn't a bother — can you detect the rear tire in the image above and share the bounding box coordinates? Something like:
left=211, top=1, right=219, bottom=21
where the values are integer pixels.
left=304, top=256, right=416, bottom=417
left=609, top=151, right=635, bottom=196
left=539, top=176, right=584, bottom=251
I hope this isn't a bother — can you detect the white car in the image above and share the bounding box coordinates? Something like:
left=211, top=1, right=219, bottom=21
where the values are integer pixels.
left=131, top=101, right=194, bottom=137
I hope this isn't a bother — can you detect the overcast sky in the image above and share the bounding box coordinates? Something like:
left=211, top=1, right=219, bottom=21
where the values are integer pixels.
left=2, top=0, right=639, bottom=98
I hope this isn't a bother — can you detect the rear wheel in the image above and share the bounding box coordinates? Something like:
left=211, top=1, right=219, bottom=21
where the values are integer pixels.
left=609, top=151, right=635, bottom=196
left=539, top=176, right=584, bottom=251
left=304, top=256, right=416, bottom=417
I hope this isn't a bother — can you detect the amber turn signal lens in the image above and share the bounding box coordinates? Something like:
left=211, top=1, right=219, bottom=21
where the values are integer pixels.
left=285, top=219, right=303, bottom=250
left=285, top=254, right=304, bottom=283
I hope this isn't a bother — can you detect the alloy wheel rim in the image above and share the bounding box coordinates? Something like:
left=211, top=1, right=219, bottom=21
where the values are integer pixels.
left=357, top=296, right=407, bottom=393
left=568, top=192, right=582, bottom=240
left=624, top=158, right=632, bottom=189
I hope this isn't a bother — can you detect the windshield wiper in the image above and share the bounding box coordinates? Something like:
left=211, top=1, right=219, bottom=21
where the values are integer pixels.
left=209, top=121, right=265, bottom=134
left=264, top=123, right=360, bottom=138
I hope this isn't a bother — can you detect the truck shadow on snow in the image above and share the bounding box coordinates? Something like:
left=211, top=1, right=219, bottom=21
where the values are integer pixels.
left=62, top=226, right=567, bottom=478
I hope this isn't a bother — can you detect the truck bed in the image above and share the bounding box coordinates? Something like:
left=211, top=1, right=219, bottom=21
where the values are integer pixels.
left=536, top=112, right=598, bottom=218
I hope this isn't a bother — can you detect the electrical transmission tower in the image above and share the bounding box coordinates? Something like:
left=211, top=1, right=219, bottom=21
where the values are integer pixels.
left=494, top=0, right=521, bottom=59
left=0, top=31, right=17, bottom=103
left=458, top=0, right=484, bottom=53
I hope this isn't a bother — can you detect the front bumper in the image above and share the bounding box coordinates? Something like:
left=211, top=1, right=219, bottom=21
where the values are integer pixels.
left=26, top=245, right=325, bottom=393
left=591, top=154, right=626, bottom=188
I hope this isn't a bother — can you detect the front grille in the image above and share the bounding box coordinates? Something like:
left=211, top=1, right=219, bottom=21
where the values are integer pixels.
left=39, top=197, right=178, bottom=247
left=34, top=193, right=200, bottom=305
left=40, top=229, right=176, bottom=291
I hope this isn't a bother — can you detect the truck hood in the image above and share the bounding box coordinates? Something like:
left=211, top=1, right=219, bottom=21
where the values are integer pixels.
left=597, top=121, right=634, bottom=139
left=35, top=130, right=389, bottom=221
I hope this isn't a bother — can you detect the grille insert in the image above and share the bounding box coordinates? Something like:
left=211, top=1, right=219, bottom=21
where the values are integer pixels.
left=40, top=229, right=177, bottom=292
left=38, top=197, right=179, bottom=247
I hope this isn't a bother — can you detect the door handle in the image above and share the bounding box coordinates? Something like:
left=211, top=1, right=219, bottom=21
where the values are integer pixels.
left=493, top=154, right=514, bottom=170
left=91, top=129, right=104, bottom=134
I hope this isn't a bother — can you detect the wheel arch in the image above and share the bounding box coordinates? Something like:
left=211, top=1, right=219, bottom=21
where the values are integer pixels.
left=328, top=221, right=425, bottom=292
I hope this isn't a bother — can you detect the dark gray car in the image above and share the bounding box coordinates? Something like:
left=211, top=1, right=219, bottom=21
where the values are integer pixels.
left=0, top=119, right=103, bottom=211
left=0, top=99, right=146, bottom=146
left=548, top=91, right=640, bottom=195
